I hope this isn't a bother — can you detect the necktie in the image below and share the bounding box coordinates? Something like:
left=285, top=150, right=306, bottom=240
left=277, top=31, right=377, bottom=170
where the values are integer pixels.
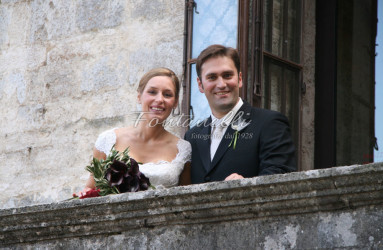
left=210, top=124, right=225, bottom=161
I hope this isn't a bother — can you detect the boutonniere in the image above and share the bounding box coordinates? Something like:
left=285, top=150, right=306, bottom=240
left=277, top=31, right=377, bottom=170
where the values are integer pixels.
left=228, top=118, right=251, bottom=149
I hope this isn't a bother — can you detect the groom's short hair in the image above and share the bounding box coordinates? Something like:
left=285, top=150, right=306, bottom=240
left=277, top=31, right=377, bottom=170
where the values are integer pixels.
left=196, top=44, right=241, bottom=79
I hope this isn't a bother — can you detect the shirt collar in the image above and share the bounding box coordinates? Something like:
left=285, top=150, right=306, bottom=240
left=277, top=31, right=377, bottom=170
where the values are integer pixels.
left=211, top=98, right=244, bottom=128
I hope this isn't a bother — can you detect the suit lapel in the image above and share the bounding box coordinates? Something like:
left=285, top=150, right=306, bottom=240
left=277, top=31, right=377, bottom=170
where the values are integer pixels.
left=197, top=117, right=212, bottom=172
left=210, top=125, right=234, bottom=168
left=209, top=102, right=254, bottom=173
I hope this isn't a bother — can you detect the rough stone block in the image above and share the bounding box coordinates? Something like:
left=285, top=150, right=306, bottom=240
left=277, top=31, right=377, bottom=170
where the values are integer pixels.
left=127, top=40, right=183, bottom=85
left=81, top=56, right=126, bottom=92
left=29, top=0, right=49, bottom=42
left=28, top=1, right=78, bottom=42
left=4, top=130, right=51, bottom=153
left=0, top=6, right=10, bottom=48
left=43, top=69, right=78, bottom=99
left=4, top=2, right=31, bottom=48
left=1, top=0, right=28, bottom=3
left=45, top=1, right=77, bottom=40
left=18, top=103, right=45, bottom=126
left=1, top=163, right=383, bottom=249
left=0, top=45, right=46, bottom=73
left=130, top=0, right=169, bottom=21
left=76, top=0, right=124, bottom=32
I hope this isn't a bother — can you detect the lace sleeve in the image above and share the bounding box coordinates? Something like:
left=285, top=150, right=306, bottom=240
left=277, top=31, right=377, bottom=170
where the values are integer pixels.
left=94, top=128, right=117, bottom=156
left=175, top=139, right=192, bottom=164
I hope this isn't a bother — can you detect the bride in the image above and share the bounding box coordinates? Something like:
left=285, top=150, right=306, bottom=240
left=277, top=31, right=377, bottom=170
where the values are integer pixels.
left=77, top=68, right=191, bottom=196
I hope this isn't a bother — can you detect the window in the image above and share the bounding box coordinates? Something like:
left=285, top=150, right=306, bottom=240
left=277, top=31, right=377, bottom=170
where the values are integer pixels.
left=183, top=0, right=303, bottom=167
left=258, top=0, right=302, bottom=148
left=183, top=0, right=240, bottom=126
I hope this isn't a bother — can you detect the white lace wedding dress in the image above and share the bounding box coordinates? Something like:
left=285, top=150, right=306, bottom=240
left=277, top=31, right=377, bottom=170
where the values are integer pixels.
left=94, top=128, right=192, bottom=188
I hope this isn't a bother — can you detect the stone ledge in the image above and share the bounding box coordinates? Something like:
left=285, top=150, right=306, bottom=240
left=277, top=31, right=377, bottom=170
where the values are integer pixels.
left=1, top=163, right=383, bottom=248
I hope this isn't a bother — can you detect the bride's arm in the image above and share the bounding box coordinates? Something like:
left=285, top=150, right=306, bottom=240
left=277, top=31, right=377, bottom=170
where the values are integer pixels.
left=73, top=148, right=106, bottom=197
left=179, top=162, right=191, bottom=185
left=84, top=148, right=106, bottom=189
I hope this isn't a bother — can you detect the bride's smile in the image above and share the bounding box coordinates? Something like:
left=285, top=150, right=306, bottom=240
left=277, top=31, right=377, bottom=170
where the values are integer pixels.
left=138, top=75, right=178, bottom=123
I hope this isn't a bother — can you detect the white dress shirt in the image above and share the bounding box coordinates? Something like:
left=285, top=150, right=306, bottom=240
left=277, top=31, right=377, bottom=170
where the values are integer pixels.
left=210, top=98, right=243, bottom=160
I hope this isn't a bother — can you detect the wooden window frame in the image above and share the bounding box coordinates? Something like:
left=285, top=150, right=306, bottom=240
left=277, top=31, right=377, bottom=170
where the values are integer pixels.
left=251, top=0, right=303, bottom=170
left=181, top=0, right=249, bottom=135
left=182, top=0, right=304, bottom=170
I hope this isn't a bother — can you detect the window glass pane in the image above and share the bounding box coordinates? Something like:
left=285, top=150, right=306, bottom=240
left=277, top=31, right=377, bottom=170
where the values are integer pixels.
left=286, top=0, right=301, bottom=62
left=264, top=0, right=284, bottom=57
left=192, top=0, right=239, bottom=58
left=264, top=0, right=301, bottom=63
left=190, top=64, right=211, bottom=127
left=285, top=67, right=299, bottom=143
left=263, top=59, right=282, bottom=112
left=263, top=58, right=299, bottom=143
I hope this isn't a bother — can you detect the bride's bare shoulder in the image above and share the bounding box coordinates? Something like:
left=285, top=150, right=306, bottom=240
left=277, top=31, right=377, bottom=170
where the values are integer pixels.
left=165, top=131, right=181, bottom=144
left=115, top=126, right=135, bottom=135
left=114, top=126, right=138, bottom=143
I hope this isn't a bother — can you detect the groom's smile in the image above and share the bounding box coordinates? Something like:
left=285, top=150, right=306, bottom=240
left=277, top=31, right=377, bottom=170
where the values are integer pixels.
left=197, top=56, right=242, bottom=118
left=215, top=91, right=230, bottom=96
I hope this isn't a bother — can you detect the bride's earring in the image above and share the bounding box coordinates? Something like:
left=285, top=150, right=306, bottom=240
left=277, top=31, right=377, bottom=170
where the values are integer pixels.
left=172, top=103, right=180, bottom=116
left=136, top=103, right=142, bottom=112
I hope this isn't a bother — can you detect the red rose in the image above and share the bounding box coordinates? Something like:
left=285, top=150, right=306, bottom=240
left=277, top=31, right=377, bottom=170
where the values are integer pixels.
left=79, top=188, right=101, bottom=199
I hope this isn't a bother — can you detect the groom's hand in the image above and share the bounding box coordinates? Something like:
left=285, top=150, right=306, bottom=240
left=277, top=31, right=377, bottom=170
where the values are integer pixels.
left=224, top=173, right=244, bottom=180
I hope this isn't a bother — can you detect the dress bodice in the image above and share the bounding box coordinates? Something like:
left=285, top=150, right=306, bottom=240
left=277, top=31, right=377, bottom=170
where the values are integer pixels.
left=94, top=128, right=192, bottom=188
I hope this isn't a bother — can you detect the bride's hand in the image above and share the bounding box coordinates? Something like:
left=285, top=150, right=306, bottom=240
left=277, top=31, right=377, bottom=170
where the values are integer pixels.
left=74, top=173, right=97, bottom=198
left=73, top=187, right=93, bottom=198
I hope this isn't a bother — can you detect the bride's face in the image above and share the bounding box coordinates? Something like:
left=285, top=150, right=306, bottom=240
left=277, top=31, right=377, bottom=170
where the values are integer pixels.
left=138, top=76, right=177, bottom=123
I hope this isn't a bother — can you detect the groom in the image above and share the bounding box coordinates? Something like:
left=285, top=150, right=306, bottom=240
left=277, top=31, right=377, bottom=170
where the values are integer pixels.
left=184, top=44, right=296, bottom=184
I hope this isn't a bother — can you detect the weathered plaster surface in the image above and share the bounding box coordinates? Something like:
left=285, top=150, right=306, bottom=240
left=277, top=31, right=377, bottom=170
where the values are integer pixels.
left=0, top=0, right=184, bottom=208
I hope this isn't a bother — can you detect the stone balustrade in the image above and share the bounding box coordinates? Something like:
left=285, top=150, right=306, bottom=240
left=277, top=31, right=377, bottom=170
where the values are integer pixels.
left=1, top=163, right=383, bottom=249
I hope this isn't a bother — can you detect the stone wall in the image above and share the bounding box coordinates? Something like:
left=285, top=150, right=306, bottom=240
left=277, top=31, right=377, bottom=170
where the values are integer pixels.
left=1, top=163, right=382, bottom=249
left=300, top=0, right=316, bottom=171
left=0, top=0, right=185, bottom=208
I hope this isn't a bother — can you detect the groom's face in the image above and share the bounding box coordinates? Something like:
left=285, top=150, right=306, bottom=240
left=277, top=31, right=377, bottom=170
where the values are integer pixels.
left=197, top=56, right=242, bottom=118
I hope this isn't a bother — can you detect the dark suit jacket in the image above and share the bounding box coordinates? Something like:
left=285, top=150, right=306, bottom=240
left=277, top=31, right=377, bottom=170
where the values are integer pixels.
left=184, top=101, right=296, bottom=184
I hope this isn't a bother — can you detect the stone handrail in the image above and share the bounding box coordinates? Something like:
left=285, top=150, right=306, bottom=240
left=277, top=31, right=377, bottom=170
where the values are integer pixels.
left=1, top=163, right=383, bottom=249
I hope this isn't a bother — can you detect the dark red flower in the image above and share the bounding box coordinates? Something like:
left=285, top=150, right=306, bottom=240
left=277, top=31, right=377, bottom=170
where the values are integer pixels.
left=129, top=158, right=139, bottom=175
left=105, top=160, right=129, bottom=186
left=104, top=158, right=151, bottom=193
left=139, top=172, right=150, bottom=190
left=79, top=188, right=100, bottom=199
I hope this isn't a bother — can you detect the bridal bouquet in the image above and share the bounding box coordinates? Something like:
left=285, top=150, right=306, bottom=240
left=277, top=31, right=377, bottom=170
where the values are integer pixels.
left=78, top=146, right=152, bottom=199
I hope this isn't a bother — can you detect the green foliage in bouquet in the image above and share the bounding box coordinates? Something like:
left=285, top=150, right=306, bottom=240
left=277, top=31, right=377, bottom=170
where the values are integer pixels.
left=86, top=146, right=151, bottom=196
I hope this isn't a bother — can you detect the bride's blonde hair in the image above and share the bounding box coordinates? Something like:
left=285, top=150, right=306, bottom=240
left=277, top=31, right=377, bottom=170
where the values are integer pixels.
left=137, top=68, right=180, bottom=101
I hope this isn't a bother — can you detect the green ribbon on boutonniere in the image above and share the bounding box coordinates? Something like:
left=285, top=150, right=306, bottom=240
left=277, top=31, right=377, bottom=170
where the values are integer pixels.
left=228, top=118, right=251, bottom=149
left=228, top=130, right=240, bottom=149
